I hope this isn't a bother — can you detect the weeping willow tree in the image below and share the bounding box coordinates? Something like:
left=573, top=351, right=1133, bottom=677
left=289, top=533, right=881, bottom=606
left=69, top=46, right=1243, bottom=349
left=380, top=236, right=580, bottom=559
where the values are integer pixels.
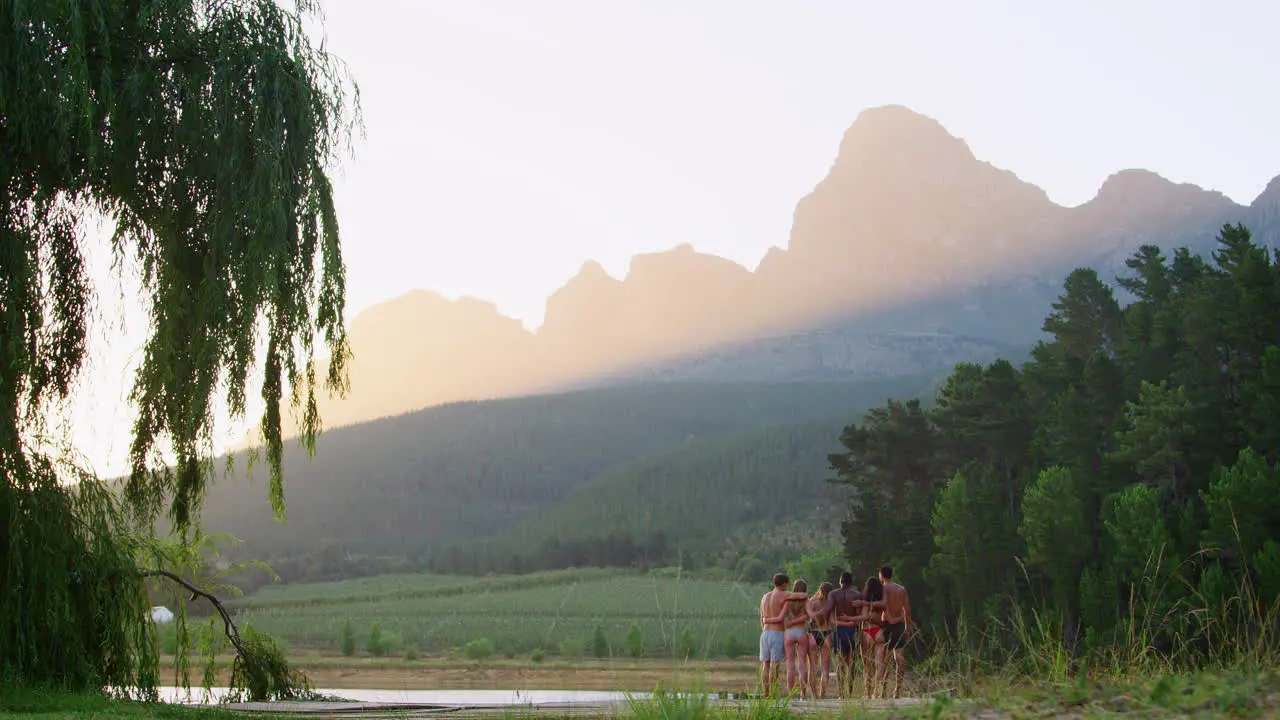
left=1, top=0, right=359, bottom=697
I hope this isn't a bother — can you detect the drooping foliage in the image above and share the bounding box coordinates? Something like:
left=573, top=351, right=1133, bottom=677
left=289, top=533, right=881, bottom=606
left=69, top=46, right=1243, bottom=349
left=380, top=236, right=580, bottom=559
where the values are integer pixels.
left=1, top=0, right=357, bottom=694
left=830, top=224, right=1280, bottom=669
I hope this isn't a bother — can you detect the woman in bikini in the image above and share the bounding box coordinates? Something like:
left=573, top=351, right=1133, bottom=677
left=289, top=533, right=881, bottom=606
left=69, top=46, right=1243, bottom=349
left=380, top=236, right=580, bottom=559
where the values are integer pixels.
left=806, top=581, right=835, bottom=699
left=851, top=576, right=886, bottom=698
left=765, top=578, right=813, bottom=698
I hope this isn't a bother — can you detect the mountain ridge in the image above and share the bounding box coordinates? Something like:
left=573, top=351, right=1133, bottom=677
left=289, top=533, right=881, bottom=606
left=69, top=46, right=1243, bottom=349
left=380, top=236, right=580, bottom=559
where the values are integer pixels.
left=268, top=104, right=1278, bottom=439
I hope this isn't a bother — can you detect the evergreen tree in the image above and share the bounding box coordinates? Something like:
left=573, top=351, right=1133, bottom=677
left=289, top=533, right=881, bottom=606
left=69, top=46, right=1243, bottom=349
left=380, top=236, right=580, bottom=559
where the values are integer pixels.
left=1111, top=381, right=1195, bottom=503
left=837, top=227, right=1280, bottom=665
left=929, top=463, right=1018, bottom=631
left=829, top=399, right=939, bottom=608
left=1019, top=467, right=1090, bottom=627
left=1201, top=447, right=1280, bottom=563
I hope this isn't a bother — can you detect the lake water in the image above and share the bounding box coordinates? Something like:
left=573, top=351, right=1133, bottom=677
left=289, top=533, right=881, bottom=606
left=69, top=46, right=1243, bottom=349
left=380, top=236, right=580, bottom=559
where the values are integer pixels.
left=159, top=686, right=648, bottom=707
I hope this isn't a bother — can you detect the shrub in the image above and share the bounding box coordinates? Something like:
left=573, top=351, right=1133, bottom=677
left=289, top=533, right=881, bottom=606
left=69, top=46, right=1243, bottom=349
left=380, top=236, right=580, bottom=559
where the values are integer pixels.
left=531, top=648, right=545, bottom=664
left=464, top=637, right=494, bottom=661
left=404, top=643, right=420, bottom=661
left=592, top=624, right=609, bottom=658
left=339, top=620, right=355, bottom=657
left=367, top=622, right=384, bottom=657
left=724, top=634, right=747, bottom=659
left=379, top=631, right=404, bottom=656
left=157, top=623, right=180, bottom=656
left=678, top=627, right=697, bottom=660
left=627, top=622, right=644, bottom=658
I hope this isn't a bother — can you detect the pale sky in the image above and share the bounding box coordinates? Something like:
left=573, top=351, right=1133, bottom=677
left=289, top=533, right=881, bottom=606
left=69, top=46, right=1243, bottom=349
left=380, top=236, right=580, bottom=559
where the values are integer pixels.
left=68, top=0, right=1280, bottom=477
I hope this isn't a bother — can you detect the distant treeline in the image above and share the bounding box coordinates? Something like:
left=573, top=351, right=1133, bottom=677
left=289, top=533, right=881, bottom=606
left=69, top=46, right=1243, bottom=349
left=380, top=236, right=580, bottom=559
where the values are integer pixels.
left=234, top=417, right=863, bottom=589
left=431, top=531, right=675, bottom=576
left=229, top=533, right=678, bottom=595
left=422, top=416, right=864, bottom=577
left=833, top=224, right=1280, bottom=664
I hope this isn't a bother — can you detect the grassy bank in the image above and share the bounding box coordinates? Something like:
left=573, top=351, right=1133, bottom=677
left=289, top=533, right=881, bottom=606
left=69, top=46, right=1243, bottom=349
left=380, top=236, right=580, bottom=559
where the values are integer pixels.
left=5, top=667, right=1278, bottom=718
left=0, top=686, right=255, bottom=719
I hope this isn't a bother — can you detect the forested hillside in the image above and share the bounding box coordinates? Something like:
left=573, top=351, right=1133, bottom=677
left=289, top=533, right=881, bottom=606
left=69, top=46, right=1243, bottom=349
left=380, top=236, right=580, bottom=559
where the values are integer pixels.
left=832, top=224, right=1280, bottom=662
left=199, top=374, right=934, bottom=583
left=431, top=415, right=867, bottom=577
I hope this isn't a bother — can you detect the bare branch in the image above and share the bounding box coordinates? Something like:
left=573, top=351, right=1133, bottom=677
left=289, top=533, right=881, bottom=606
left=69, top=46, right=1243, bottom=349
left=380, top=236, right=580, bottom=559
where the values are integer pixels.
left=140, top=569, right=246, bottom=658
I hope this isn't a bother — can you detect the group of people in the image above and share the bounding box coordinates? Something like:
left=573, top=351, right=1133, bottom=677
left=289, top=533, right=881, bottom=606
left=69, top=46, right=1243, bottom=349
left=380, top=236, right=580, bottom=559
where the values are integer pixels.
left=758, top=566, right=912, bottom=700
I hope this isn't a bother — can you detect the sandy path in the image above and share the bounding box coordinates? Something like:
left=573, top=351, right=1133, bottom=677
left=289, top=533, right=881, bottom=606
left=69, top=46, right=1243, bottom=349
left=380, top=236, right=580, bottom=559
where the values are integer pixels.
left=161, top=656, right=762, bottom=692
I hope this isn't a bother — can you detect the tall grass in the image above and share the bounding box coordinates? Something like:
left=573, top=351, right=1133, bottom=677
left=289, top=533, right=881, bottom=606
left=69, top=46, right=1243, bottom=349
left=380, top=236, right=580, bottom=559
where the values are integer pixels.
left=625, top=687, right=793, bottom=720
left=911, top=541, right=1280, bottom=700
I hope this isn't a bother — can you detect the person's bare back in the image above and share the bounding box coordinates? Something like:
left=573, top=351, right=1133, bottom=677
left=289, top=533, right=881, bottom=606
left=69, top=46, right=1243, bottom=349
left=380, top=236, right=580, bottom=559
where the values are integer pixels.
left=881, top=582, right=909, bottom=625
left=760, top=588, right=793, bottom=631
left=758, top=573, right=808, bottom=697
left=806, top=594, right=831, bottom=631
left=873, top=566, right=911, bottom=699
left=819, top=572, right=863, bottom=698
left=829, top=585, right=860, bottom=623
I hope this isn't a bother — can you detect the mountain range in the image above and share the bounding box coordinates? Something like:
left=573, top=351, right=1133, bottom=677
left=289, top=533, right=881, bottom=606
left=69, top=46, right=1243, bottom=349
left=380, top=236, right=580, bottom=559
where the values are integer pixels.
left=200, top=105, right=1280, bottom=583
left=279, top=105, right=1279, bottom=438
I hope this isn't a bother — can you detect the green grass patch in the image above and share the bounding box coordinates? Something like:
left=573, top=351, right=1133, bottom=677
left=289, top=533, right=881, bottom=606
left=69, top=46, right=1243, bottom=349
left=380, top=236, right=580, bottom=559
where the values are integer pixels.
left=228, top=569, right=764, bottom=659
left=0, top=686, right=258, bottom=719
left=615, top=669, right=1280, bottom=719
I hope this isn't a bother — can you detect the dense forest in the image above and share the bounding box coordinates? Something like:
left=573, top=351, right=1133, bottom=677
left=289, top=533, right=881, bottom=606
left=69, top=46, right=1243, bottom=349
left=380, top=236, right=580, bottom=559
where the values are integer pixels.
left=429, top=415, right=866, bottom=577
left=833, top=224, right=1280, bottom=661
left=202, top=375, right=934, bottom=586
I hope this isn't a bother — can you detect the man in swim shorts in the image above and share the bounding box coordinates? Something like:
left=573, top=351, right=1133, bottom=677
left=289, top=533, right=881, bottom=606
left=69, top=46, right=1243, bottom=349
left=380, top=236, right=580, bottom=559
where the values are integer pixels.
left=875, top=565, right=912, bottom=699
left=758, top=572, right=808, bottom=697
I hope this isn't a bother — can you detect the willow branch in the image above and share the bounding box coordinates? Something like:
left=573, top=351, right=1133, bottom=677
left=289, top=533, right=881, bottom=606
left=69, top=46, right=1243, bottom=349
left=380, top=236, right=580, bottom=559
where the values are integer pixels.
left=140, top=569, right=246, bottom=658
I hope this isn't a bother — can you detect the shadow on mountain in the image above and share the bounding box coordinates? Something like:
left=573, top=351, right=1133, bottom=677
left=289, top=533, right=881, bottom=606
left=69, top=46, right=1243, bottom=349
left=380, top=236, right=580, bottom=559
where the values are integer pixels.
left=256, top=105, right=1277, bottom=443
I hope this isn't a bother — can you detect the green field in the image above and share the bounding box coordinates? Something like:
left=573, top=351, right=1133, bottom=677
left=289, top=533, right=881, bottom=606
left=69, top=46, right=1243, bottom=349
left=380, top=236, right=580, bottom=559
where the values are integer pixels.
left=226, top=568, right=765, bottom=659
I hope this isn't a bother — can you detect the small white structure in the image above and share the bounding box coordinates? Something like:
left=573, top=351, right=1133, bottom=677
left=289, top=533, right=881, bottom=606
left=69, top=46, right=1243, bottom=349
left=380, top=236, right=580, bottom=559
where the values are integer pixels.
left=150, top=605, right=175, bottom=624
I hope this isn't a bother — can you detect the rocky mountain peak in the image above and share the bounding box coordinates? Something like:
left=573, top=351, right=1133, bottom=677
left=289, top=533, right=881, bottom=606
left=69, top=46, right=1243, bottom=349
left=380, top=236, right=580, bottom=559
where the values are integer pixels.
left=1092, top=169, right=1230, bottom=210
left=1252, top=174, right=1280, bottom=209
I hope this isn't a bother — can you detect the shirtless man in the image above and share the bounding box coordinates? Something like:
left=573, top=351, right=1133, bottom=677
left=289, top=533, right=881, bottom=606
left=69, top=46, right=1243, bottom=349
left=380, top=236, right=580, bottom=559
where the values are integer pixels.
left=758, top=573, right=808, bottom=697
left=812, top=572, right=862, bottom=698
left=872, top=565, right=912, bottom=699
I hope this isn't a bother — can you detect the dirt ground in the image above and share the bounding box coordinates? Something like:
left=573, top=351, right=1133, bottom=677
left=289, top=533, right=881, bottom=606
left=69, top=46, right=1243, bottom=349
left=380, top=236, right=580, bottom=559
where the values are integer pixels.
left=301, top=662, right=758, bottom=692
left=161, top=655, right=764, bottom=692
